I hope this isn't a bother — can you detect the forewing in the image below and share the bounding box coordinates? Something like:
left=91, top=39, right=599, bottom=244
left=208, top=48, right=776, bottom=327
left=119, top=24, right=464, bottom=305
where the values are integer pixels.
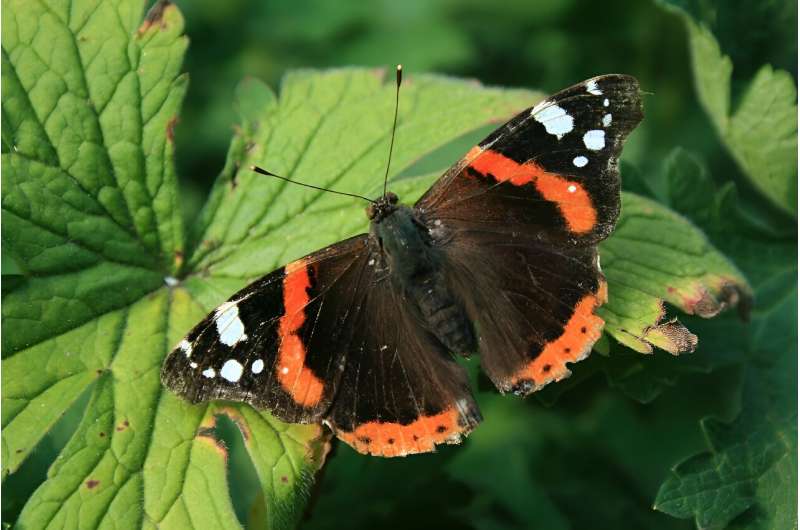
left=161, top=235, right=371, bottom=424
left=416, top=74, right=643, bottom=245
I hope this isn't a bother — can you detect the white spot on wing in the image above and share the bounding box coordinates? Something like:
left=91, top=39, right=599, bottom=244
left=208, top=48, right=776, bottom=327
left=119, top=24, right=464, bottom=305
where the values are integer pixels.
left=532, top=104, right=573, bottom=139
left=586, top=79, right=602, bottom=95
left=202, top=368, right=216, bottom=378
left=567, top=184, right=577, bottom=193
left=602, top=113, right=612, bottom=127
left=281, top=366, right=289, bottom=375
left=220, top=359, right=244, bottom=382
left=215, top=301, right=248, bottom=346
left=179, top=339, right=193, bottom=358
left=573, top=156, right=588, bottom=168
left=583, top=130, right=606, bottom=151
left=252, top=359, right=265, bottom=374
left=603, top=98, right=610, bottom=107
left=190, top=362, right=198, bottom=369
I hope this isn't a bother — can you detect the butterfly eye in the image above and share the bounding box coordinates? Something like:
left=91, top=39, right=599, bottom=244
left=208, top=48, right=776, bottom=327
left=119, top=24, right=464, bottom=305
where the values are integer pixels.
left=387, top=192, right=398, bottom=204
left=366, top=204, right=377, bottom=219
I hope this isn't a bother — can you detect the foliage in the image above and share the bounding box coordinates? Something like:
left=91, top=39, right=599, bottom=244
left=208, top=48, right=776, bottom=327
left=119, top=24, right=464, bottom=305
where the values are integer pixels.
left=2, top=0, right=796, bottom=529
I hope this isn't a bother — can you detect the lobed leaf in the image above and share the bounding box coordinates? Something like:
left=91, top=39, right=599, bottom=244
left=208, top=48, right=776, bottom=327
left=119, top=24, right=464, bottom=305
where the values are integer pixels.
left=655, top=276, right=797, bottom=529
left=660, top=0, right=798, bottom=216
left=2, top=1, right=327, bottom=528
left=598, top=192, right=751, bottom=355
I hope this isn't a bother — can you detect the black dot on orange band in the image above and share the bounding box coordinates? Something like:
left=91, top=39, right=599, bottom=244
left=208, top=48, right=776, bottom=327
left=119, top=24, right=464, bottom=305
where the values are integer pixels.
left=580, top=326, right=587, bottom=333
left=387, top=438, right=395, bottom=444
left=543, top=364, right=552, bottom=373
left=564, top=347, right=571, bottom=353
left=436, top=425, right=447, bottom=433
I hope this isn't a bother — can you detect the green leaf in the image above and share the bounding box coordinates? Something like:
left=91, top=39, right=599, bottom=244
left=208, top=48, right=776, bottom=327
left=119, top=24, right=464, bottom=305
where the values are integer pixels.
left=188, top=72, right=537, bottom=279
left=597, top=192, right=752, bottom=355
left=655, top=272, right=797, bottom=529
left=653, top=144, right=798, bottom=527
left=660, top=1, right=798, bottom=216
left=2, top=2, right=325, bottom=528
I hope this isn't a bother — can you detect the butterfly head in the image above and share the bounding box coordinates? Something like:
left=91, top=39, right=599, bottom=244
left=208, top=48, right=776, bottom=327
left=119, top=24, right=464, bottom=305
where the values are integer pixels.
left=366, top=191, right=399, bottom=223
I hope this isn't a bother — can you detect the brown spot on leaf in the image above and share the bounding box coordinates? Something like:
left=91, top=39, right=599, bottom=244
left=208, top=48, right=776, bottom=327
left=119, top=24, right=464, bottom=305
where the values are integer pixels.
left=99, top=432, right=106, bottom=438
left=280, top=476, right=288, bottom=483
left=196, top=433, right=228, bottom=457
left=627, top=305, right=699, bottom=355
left=138, top=0, right=171, bottom=35
left=116, top=419, right=130, bottom=432
left=86, top=479, right=100, bottom=489
left=15, top=449, right=24, bottom=454
left=166, top=116, right=179, bottom=143
left=653, top=319, right=698, bottom=354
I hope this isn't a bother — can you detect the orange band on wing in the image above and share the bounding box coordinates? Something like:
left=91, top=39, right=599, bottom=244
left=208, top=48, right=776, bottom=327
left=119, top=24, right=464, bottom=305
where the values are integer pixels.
left=469, top=150, right=597, bottom=234
left=277, top=259, right=325, bottom=407
left=511, top=280, right=607, bottom=389
left=337, top=408, right=466, bottom=457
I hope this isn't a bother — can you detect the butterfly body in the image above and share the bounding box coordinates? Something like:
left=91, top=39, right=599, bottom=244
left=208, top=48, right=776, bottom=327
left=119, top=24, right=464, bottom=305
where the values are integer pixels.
left=162, top=74, right=643, bottom=457
left=369, top=194, right=476, bottom=355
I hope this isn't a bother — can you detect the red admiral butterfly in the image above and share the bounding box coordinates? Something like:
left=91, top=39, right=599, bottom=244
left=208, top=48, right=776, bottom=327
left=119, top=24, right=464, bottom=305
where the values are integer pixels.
left=162, top=70, right=643, bottom=457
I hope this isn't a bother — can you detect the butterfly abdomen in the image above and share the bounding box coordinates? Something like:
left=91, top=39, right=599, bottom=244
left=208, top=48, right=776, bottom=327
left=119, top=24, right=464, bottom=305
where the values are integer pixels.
left=409, top=274, right=475, bottom=355
left=373, top=204, right=475, bottom=355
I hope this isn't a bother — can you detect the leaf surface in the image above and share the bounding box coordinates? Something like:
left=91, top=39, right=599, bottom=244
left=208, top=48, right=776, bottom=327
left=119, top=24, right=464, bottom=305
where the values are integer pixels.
left=660, top=0, right=798, bottom=216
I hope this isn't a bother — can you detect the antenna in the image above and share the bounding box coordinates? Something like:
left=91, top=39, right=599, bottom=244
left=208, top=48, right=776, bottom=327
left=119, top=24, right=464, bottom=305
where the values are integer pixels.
left=382, top=64, right=402, bottom=197
left=249, top=166, right=375, bottom=203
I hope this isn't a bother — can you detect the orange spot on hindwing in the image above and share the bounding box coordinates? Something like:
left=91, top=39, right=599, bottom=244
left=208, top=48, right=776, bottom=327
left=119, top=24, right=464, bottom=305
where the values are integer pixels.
left=338, top=408, right=467, bottom=457
left=510, top=280, right=607, bottom=390
left=277, top=259, right=325, bottom=407
left=469, top=150, right=597, bottom=234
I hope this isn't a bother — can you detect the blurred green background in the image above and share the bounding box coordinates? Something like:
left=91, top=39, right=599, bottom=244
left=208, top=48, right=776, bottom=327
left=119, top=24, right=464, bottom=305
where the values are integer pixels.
left=173, top=0, right=796, bottom=226
left=3, top=0, right=796, bottom=528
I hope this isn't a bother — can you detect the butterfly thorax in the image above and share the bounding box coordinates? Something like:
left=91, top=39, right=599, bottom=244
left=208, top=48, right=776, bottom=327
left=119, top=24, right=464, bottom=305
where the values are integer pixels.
left=370, top=202, right=476, bottom=356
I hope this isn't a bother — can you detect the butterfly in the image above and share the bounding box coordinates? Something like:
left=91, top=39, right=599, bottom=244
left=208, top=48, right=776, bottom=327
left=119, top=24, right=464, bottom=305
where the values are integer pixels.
left=162, top=72, right=643, bottom=457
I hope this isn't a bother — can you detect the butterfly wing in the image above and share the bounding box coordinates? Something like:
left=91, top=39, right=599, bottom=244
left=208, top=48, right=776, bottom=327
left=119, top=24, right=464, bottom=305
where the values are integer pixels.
left=415, top=75, right=642, bottom=393
left=440, top=230, right=607, bottom=394
left=416, top=74, right=642, bottom=245
left=162, top=234, right=481, bottom=454
left=326, top=269, right=481, bottom=457
left=161, top=235, right=372, bottom=423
